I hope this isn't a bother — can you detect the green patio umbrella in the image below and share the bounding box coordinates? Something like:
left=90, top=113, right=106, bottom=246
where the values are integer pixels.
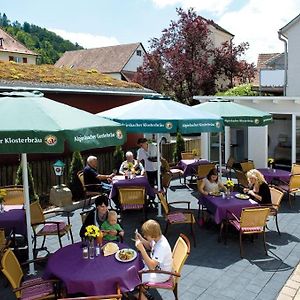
left=193, top=99, right=273, bottom=168
left=98, top=95, right=223, bottom=215
left=193, top=99, right=273, bottom=127
left=0, top=91, right=126, bottom=273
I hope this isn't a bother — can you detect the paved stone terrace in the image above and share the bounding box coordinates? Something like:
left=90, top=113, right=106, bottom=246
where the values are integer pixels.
left=1, top=178, right=300, bottom=299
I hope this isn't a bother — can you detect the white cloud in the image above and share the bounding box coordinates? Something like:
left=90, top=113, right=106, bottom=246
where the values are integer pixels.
left=216, top=0, right=300, bottom=64
left=50, top=28, right=119, bottom=48
left=152, top=0, right=233, bottom=15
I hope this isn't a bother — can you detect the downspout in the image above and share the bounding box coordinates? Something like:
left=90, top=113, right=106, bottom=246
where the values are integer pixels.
left=278, top=31, right=288, bottom=96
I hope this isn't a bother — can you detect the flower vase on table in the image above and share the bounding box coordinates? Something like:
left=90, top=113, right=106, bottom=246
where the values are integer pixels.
left=85, top=225, right=100, bottom=260
left=225, top=180, right=234, bottom=198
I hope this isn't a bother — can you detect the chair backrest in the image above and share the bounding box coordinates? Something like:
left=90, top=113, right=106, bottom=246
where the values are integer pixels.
left=162, top=172, right=172, bottom=189
left=269, top=186, right=284, bottom=209
left=226, top=156, right=235, bottom=169
left=158, top=192, right=169, bottom=215
left=240, top=161, right=255, bottom=173
left=291, top=163, right=300, bottom=175
left=289, top=174, right=300, bottom=190
left=2, top=185, right=24, bottom=205
left=161, top=157, right=171, bottom=173
left=235, top=169, right=249, bottom=187
left=197, top=163, right=215, bottom=179
left=172, top=234, right=190, bottom=284
left=30, top=201, right=45, bottom=226
left=240, top=208, right=270, bottom=228
left=1, top=248, right=24, bottom=298
left=181, top=152, right=194, bottom=160
left=77, top=170, right=86, bottom=192
left=118, top=187, right=145, bottom=206
left=80, top=207, right=96, bottom=224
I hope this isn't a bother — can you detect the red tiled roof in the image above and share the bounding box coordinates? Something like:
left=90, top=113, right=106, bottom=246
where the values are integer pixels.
left=256, top=53, right=281, bottom=70
left=55, top=42, right=141, bottom=73
left=0, top=27, right=38, bottom=56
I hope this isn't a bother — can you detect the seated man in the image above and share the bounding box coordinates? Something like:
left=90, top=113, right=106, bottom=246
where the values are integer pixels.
left=119, top=151, right=145, bottom=176
left=83, top=155, right=114, bottom=193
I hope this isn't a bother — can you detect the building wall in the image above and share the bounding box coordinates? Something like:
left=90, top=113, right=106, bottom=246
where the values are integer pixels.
left=0, top=51, right=36, bottom=64
left=123, top=44, right=145, bottom=72
left=286, top=22, right=300, bottom=96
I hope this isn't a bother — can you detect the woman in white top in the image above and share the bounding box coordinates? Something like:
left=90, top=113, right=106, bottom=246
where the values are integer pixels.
left=199, top=168, right=227, bottom=195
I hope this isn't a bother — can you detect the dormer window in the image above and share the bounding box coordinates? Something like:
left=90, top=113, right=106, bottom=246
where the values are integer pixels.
left=0, top=37, right=3, bottom=47
left=136, top=50, right=142, bottom=56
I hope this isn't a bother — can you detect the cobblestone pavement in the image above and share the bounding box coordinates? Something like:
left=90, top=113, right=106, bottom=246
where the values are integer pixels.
left=1, top=178, right=300, bottom=299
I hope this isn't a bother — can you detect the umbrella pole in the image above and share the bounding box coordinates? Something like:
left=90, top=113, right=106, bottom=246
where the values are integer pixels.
left=219, top=132, right=222, bottom=178
left=22, top=153, right=35, bottom=274
left=156, top=135, right=162, bottom=217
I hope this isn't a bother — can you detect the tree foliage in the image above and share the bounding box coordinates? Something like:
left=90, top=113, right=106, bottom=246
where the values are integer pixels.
left=216, top=84, right=259, bottom=96
left=0, top=12, right=83, bottom=64
left=133, top=8, right=255, bottom=104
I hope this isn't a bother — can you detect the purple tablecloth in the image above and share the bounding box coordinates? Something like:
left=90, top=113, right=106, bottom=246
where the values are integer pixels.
left=199, top=192, right=259, bottom=224
left=0, top=208, right=26, bottom=235
left=43, top=242, right=143, bottom=296
left=177, top=159, right=210, bottom=177
left=257, top=168, right=291, bottom=184
left=109, top=175, right=155, bottom=199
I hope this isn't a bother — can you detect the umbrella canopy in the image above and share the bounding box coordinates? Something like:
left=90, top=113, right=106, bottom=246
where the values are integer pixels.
left=0, top=92, right=125, bottom=153
left=193, top=99, right=273, bottom=127
left=98, top=96, right=223, bottom=134
left=0, top=91, right=126, bottom=273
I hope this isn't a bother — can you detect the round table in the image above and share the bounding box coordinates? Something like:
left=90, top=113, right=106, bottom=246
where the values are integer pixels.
left=43, top=242, right=143, bottom=296
left=257, top=168, right=291, bottom=184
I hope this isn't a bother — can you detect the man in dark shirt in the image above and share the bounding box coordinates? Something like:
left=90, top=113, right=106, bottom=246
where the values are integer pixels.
left=83, top=156, right=114, bottom=192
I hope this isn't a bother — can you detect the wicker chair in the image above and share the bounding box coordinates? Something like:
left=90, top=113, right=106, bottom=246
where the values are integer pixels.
left=158, top=192, right=196, bottom=247
left=118, top=186, right=146, bottom=220
left=265, top=186, right=284, bottom=235
left=291, top=163, right=300, bottom=175
left=1, top=248, right=60, bottom=299
left=276, top=174, right=300, bottom=207
left=240, top=160, right=255, bottom=173
left=77, top=171, right=103, bottom=210
left=2, top=185, right=24, bottom=205
left=225, top=207, right=270, bottom=257
left=30, top=201, right=74, bottom=257
left=139, top=234, right=190, bottom=300
left=181, top=152, right=194, bottom=160
left=235, top=169, right=249, bottom=189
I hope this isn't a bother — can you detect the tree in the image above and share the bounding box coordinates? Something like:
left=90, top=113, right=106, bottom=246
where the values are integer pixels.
left=173, top=132, right=185, bottom=163
left=15, top=163, right=39, bottom=203
left=68, top=151, right=84, bottom=201
left=134, top=8, right=255, bottom=104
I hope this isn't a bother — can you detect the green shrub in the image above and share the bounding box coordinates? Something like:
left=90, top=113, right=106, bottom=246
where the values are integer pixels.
left=173, top=132, right=185, bottom=162
left=68, top=151, right=84, bottom=201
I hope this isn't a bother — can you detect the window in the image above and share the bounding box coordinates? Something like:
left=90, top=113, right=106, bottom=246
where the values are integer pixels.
left=136, top=50, right=142, bottom=56
left=22, top=57, right=27, bottom=63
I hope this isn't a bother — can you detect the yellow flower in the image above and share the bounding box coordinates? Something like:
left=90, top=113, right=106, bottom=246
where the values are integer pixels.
left=127, top=162, right=133, bottom=170
left=226, top=179, right=234, bottom=188
left=192, top=149, right=198, bottom=156
left=268, top=158, right=274, bottom=164
left=85, top=225, right=100, bottom=239
left=0, top=189, right=6, bottom=204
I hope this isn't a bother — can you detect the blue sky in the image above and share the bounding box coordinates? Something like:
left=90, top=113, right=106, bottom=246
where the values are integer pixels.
left=2, top=0, right=300, bottom=64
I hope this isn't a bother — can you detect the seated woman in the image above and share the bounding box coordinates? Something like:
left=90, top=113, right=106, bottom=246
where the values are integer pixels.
left=119, top=151, right=145, bottom=175
left=135, top=219, right=172, bottom=300
left=79, top=194, right=121, bottom=240
left=198, top=168, right=227, bottom=196
left=243, top=169, right=271, bottom=204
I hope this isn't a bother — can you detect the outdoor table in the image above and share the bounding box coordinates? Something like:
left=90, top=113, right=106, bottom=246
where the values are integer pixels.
left=109, top=175, right=155, bottom=199
left=0, top=208, right=26, bottom=236
left=43, top=242, right=143, bottom=296
left=257, top=168, right=291, bottom=184
left=177, top=159, right=210, bottom=179
left=198, top=192, right=259, bottom=225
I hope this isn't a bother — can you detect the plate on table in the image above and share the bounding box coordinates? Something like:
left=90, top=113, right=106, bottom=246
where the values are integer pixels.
left=115, top=248, right=137, bottom=262
left=235, top=193, right=250, bottom=200
left=209, top=191, right=221, bottom=197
